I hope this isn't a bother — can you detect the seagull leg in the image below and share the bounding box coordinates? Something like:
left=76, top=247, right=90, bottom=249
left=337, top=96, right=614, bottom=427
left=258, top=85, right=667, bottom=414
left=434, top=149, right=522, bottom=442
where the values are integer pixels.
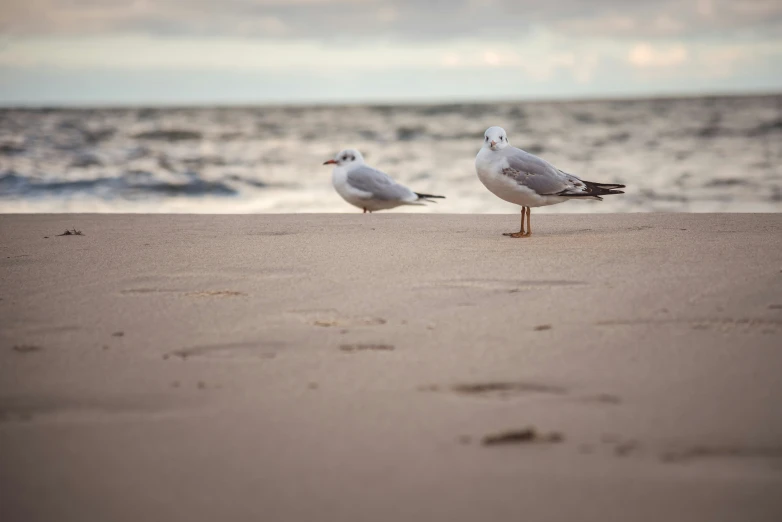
left=522, top=207, right=532, bottom=237
left=363, top=207, right=367, bottom=213
left=503, top=206, right=529, bottom=238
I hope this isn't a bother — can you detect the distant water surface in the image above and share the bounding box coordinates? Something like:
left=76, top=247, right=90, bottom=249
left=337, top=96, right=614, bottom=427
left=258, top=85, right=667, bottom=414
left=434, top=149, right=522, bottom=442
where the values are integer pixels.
left=1, top=94, right=781, bottom=213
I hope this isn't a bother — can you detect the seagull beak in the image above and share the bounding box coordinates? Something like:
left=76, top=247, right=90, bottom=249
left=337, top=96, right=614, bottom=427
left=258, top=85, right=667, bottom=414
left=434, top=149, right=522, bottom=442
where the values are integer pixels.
left=490, top=141, right=497, bottom=147
left=323, top=159, right=337, bottom=165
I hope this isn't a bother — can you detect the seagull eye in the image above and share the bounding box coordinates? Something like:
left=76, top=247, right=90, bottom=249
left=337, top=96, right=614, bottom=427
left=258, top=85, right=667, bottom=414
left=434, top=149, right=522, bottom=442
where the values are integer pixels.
left=342, top=155, right=348, bottom=160
left=485, top=136, right=488, bottom=141
left=350, top=155, right=355, bottom=161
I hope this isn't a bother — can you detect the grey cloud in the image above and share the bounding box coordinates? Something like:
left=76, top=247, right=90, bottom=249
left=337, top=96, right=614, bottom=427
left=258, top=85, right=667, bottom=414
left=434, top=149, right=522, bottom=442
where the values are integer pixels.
left=550, top=0, right=782, bottom=39
left=1, top=0, right=781, bottom=40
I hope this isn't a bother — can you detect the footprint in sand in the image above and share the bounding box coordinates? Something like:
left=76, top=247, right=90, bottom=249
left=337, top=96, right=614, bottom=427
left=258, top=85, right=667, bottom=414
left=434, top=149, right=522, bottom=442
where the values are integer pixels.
left=121, top=288, right=247, bottom=298
left=626, top=226, right=653, bottom=231
left=119, top=269, right=302, bottom=298
left=597, top=435, right=643, bottom=457
left=419, top=381, right=568, bottom=399
left=579, top=393, right=622, bottom=405
left=22, top=325, right=80, bottom=334
left=481, top=427, right=565, bottom=447
left=0, top=393, right=193, bottom=425
left=597, top=317, right=782, bottom=334
left=421, top=381, right=622, bottom=408
left=247, top=231, right=297, bottom=237
left=414, top=279, right=587, bottom=294
left=162, top=341, right=281, bottom=361
left=339, top=344, right=395, bottom=353
left=185, top=290, right=247, bottom=298
left=121, top=269, right=300, bottom=290
left=660, top=444, right=782, bottom=464
left=286, top=308, right=387, bottom=328
left=120, top=288, right=182, bottom=295
left=586, top=436, right=782, bottom=465
left=11, top=344, right=43, bottom=354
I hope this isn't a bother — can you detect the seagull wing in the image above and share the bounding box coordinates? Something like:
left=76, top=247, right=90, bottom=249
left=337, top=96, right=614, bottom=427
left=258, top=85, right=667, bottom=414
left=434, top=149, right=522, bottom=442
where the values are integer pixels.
left=501, top=148, right=587, bottom=196
left=346, top=165, right=416, bottom=201
left=502, top=148, right=625, bottom=199
left=502, top=148, right=584, bottom=196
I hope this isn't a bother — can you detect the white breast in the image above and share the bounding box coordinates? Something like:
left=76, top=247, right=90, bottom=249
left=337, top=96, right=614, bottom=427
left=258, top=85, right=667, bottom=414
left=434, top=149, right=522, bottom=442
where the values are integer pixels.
left=332, top=167, right=371, bottom=209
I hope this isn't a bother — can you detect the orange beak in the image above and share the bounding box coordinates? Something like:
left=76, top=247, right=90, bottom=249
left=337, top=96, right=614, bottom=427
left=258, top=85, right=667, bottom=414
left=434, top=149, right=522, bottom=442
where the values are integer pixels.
left=323, top=159, right=337, bottom=165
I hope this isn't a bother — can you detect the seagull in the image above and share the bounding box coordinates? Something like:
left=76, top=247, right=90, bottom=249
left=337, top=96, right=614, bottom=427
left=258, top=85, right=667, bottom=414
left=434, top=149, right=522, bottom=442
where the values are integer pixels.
left=475, top=126, right=625, bottom=237
left=323, top=149, right=444, bottom=213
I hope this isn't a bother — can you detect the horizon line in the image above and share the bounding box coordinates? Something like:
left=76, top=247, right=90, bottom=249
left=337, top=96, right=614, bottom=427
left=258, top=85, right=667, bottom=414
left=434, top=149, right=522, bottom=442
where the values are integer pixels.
left=1, top=88, right=780, bottom=110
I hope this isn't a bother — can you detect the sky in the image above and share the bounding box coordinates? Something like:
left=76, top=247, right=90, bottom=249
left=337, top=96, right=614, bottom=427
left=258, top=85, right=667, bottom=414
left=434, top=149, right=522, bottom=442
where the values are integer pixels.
left=0, top=0, right=781, bottom=105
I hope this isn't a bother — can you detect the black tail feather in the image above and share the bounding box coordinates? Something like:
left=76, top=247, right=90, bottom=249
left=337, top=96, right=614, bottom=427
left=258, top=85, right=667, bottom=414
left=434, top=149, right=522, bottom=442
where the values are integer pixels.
left=415, top=192, right=445, bottom=200
left=556, top=180, right=625, bottom=199
left=591, top=182, right=626, bottom=190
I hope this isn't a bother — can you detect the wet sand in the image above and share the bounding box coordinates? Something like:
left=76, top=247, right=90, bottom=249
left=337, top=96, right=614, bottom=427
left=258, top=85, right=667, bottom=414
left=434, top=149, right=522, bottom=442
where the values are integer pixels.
left=1, top=213, right=781, bottom=522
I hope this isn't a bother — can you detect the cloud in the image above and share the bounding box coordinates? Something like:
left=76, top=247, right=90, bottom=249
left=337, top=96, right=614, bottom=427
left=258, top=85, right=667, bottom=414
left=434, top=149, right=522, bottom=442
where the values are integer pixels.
left=556, top=1, right=782, bottom=39
left=624, top=39, right=782, bottom=82
left=554, top=14, right=687, bottom=38
left=482, top=51, right=501, bottom=66
left=0, top=0, right=519, bottom=39
left=1, top=0, right=781, bottom=41
left=0, top=25, right=610, bottom=91
left=432, top=36, right=603, bottom=84
left=628, top=43, right=688, bottom=68
left=1, top=0, right=780, bottom=105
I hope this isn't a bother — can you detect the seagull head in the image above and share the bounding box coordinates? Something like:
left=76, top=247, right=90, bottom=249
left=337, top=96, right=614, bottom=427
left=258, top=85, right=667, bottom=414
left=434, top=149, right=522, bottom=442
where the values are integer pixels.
left=323, top=148, right=365, bottom=168
left=483, top=126, right=509, bottom=151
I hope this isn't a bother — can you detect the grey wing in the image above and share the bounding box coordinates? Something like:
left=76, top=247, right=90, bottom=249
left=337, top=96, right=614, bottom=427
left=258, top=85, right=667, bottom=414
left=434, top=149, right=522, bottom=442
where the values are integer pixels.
left=346, top=166, right=415, bottom=201
left=502, top=149, right=588, bottom=196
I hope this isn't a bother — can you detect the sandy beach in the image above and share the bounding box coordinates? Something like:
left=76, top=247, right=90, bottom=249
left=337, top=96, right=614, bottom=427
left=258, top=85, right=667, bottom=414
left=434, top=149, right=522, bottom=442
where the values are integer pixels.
left=1, top=212, right=781, bottom=522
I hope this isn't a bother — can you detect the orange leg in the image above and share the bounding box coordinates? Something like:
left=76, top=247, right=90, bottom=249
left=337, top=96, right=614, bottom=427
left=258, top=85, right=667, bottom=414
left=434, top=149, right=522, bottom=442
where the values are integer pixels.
left=503, top=206, right=532, bottom=238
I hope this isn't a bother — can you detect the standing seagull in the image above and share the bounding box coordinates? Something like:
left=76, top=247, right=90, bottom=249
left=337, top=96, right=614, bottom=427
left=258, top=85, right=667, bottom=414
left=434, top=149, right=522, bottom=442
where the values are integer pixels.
left=475, top=126, right=625, bottom=237
left=324, top=149, right=444, bottom=213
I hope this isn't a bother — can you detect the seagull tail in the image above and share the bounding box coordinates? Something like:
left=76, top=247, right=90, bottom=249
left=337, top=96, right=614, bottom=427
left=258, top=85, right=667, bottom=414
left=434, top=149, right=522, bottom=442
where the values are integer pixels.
left=557, top=181, right=625, bottom=200
left=592, top=183, right=625, bottom=195
left=414, top=192, right=446, bottom=203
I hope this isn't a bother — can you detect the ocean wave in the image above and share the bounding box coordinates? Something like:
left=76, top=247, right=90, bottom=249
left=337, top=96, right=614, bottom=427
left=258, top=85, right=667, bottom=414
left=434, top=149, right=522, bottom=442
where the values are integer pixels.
left=0, top=171, right=239, bottom=197
left=132, top=130, right=203, bottom=141
left=0, top=142, right=26, bottom=155
left=1, top=94, right=780, bottom=213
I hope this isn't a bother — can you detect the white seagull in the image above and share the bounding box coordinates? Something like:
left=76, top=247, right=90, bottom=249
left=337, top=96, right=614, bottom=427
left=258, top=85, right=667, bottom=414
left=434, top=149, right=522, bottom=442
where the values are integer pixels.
left=475, top=126, right=625, bottom=237
left=324, top=149, right=444, bottom=213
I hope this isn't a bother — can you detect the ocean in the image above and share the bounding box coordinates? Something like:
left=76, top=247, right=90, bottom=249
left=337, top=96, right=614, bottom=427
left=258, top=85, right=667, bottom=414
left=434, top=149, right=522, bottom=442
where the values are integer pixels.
left=1, top=94, right=781, bottom=213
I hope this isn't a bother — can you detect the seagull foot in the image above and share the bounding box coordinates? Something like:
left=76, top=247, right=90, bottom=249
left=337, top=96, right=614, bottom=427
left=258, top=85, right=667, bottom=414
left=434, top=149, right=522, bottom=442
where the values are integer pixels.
left=503, top=232, right=530, bottom=238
